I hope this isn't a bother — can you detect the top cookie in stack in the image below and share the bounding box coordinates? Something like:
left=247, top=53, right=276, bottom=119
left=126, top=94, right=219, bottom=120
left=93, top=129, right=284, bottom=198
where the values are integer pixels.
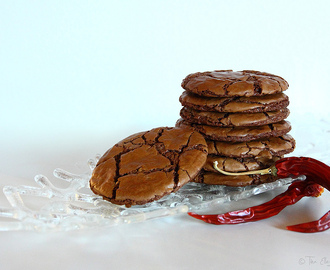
left=176, top=70, right=295, bottom=187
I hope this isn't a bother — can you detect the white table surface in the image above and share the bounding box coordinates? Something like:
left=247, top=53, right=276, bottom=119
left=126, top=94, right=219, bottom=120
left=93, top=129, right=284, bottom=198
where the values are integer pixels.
left=0, top=113, right=329, bottom=270
left=1, top=1, right=330, bottom=269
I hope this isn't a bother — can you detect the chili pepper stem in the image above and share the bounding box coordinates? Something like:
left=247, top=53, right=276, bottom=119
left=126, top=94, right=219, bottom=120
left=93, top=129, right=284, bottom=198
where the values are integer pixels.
left=190, top=157, right=329, bottom=233
left=213, top=161, right=278, bottom=176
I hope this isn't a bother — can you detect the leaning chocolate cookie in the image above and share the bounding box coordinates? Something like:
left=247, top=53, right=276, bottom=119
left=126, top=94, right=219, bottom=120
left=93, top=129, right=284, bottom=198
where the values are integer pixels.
left=90, top=127, right=208, bottom=207
left=180, top=107, right=290, bottom=127
left=181, top=70, right=289, bottom=97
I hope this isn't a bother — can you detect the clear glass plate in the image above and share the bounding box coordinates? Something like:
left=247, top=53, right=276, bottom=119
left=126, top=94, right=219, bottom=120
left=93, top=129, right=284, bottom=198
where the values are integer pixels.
left=0, top=155, right=302, bottom=232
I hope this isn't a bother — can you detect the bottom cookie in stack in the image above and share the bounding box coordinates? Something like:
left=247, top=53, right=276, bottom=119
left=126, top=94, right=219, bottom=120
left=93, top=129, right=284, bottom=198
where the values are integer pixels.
left=195, top=135, right=296, bottom=186
left=175, top=120, right=296, bottom=186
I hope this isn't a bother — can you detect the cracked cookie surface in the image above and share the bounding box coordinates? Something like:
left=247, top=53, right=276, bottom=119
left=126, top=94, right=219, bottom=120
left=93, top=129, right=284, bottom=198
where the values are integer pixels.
left=181, top=70, right=288, bottom=97
left=179, top=91, right=289, bottom=113
left=176, top=118, right=292, bottom=142
left=193, top=170, right=278, bottom=186
left=203, top=155, right=280, bottom=173
left=90, top=127, right=208, bottom=207
left=206, top=134, right=295, bottom=158
left=180, top=107, right=290, bottom=127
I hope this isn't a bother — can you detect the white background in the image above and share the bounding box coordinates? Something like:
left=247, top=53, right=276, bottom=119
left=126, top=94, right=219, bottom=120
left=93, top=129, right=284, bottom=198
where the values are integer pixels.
left=0, top=1, right=330, bottom=269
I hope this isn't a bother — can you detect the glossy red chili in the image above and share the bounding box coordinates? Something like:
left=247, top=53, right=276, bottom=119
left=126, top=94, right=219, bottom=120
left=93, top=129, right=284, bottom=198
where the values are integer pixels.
left=275, top=157, right=330, bottom=190
left=275, top=157, right=330, bottom=233
left=188, top=180, right=323, bottom=225
left=189, top=157, right=330, bottom=233
left=286, top=210, right=330, bottom=233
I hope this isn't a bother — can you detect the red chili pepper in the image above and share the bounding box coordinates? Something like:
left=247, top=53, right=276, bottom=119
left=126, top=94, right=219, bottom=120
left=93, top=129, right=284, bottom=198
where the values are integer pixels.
left=275, top=157, right=330, bottom=233
left=286, top=210, right=330, bottom=233
left=275, top=157, right=330, bottom=190
left=189, top=157, right=330, bottom=233
left=188, top=180, right=324, bottom=225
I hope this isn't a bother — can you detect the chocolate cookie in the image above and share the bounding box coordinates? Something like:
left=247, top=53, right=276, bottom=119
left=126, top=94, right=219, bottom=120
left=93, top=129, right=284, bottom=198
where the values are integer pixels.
left=203, top=156, right=280, bottom=173
left=176, top=118, right=292, bottom=142
left=179, top=91, right=289, bottom=113
left=180, top=107, right=290, bottom=127
left=207, top=135, right=295, bottom=158
left=90, top=127, right=208, bottom=207
left=181, top=70, right=289, bottom=97
left=193, top=171, right=278, bottom=187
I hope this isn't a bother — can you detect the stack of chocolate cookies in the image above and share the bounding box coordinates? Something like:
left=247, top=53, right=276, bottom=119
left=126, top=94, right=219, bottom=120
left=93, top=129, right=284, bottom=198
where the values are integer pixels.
left=176, top=70, right=296, bottom=186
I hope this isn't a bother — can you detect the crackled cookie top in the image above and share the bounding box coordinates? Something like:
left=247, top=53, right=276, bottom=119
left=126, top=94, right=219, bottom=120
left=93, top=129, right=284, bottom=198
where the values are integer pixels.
left=180, top=107, right=290, bottom=127
left=207, top=135, right=295, bottom=158
left=176, top=118, right=292, bottom=142
left=90, top=127, right=208, bottom=207
left=179, top=91, right=289, bottom=113
left=181, top=70, right=289, bottom=97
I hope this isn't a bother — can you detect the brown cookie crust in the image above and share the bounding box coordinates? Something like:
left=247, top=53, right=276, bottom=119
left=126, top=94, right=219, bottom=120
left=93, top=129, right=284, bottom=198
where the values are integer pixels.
left=203, top=156, right=280, bottom=173
left=193, top=170, right=278, bottom=186
left=180, top=107, right=290, bottom=127
left=90, top=127, right=208, bottom=207
left=206, top=134, right=295, bottom=158
left=181, top=70, right=289, bottom=97
left=176, top=118, right=292, bottom=142
left=179, top=91, right=290, bottom=113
